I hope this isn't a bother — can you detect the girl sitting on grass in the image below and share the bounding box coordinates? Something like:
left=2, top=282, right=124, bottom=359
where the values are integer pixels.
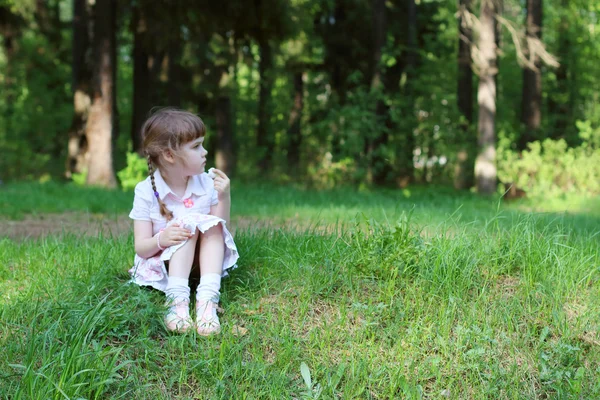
left=128, top=108, right=238, bottom=336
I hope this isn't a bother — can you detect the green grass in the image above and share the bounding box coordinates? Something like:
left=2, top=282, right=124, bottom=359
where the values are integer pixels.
left=1, top=182, right=600, bottom=398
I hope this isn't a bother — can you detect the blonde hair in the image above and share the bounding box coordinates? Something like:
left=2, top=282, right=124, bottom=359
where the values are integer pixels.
left=142, top=108, right=206, bottom=221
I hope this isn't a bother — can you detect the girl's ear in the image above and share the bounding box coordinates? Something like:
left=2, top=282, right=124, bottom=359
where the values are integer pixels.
left=162, top=149, right=176, bottom=164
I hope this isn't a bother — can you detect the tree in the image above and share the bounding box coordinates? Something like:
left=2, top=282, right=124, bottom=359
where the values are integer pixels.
left=547, top=0, right=570, bottom=142
left=287, top=70, right=304, bottom=173
left=248, top=0, right=295, bottom=174
left=0, top=4, right=24, bottom=138
left=474, top=0, right=498, bottom=195
left=85, top=0, right=117, bottom=187
left=130, top=2, right=152, bottom=154
left=454, top=0, right=474, bottom=190
left=365, top=0, right=387, bottom=185
left=519, top=0, right=542, bottom=150
left=256, top=31, right=274, bottom=173
left=396, top=0, right=418, bottom=187
left=66, top=0, right=91, bottom=178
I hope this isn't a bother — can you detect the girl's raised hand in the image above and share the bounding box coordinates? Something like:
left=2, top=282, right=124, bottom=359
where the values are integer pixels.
left=159, top=223, right=193, bottom=248
left=211, top=168, right=231, bottom=198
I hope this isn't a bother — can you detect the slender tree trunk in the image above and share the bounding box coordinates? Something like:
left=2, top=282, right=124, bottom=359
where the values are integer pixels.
left=66, top=0, right=92, bottom=178
left=365, top=0, right=387, bottom=185
left=215, top=95, right=234, bottom=176
left=370, top=0, right=386, bottom=90
left=85, top=0, right=117, bottom=188
left=131, top=4, right=151, bottom=153
left=458, top=0, right=473, bottom=123
left=519, top=0, right=542, bottom=150
left=287, top=71, right=304, bottom=173
left=2, top=23, right=16, bottom=106
left=396, top=0, right=417, bottom=187
left=548, top=0, right=569, bottom=141
left=331, top=1, right=347, bottom=104
left=257, top=35, right=273, bottom=173
left=167, top=35, right=182, bottom=107
left=455, top=0, right=474, bottom=190
left=475, top=0, right=498, bottom=195
left=0, top=5, right=22, bottom=142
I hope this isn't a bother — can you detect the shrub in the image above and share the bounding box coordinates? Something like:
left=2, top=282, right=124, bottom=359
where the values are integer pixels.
left=117, top=152, right=148, bottom=191
left=497, top=123, right=600, bottom=197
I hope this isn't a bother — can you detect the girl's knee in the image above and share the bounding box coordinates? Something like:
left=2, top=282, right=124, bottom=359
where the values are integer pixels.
left=202, top=224, right=223, bottom=238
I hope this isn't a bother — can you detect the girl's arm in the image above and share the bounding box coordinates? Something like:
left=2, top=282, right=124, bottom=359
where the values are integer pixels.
left=210, top=194, right=230, bottom=225
left=134, top=220, right=194, bottom=258
left=134, top=220, right=161, bottom=258
left=209, top=169, right=231, bottom=225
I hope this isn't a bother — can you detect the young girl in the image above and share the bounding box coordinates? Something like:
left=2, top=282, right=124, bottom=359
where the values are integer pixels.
left=128, top=108, right=238, bottom=336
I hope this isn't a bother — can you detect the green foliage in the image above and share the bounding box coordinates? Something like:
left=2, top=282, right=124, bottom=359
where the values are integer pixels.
left=497, top=127, right=600, bottom=197
left=351, top=214, right=425, bottom=280
left=2, top=0, right=600, bottom=193
left=71, top=168, right=87, bottom=186
left=306, top=154, right=356, bottom=189
left=0, top=16, right=71, bottom=181
left=116, top=152, right=148, bottom=191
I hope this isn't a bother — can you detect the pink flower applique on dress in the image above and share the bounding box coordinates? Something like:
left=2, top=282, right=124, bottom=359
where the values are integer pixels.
left=183, top=198, right=194, bottom=208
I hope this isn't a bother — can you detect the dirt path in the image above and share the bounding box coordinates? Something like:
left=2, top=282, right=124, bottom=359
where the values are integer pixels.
left=0, top=213, right=133, bottom=240
left=0, top=213, right=341, bottom=240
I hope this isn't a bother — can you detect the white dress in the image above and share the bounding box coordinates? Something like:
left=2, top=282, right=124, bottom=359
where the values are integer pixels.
left=128, top=170, right=238, bottom=292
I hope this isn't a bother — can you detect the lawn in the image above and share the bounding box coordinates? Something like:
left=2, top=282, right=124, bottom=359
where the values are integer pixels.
left=1, top=182, right=599, bottom=398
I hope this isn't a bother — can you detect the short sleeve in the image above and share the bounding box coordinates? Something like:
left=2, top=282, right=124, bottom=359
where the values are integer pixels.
left=129, top=181, right=153, bottom=220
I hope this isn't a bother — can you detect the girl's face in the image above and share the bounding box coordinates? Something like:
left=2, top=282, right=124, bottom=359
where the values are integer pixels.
left=176, top=137, right=208, bottom=175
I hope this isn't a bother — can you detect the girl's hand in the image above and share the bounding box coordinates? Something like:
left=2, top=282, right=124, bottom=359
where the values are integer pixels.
left=212, top=168, right=231, bottom=199
left=159, top=224, right=193, bottom=248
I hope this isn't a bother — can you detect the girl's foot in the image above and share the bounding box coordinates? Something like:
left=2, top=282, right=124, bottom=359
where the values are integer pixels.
left=164, top=299, right=192, bottom=332
left=195, top=300, right=221, bottom=336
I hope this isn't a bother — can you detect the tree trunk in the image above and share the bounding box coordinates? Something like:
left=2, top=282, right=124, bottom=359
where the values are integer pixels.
left=331, top=1, right=347, bottom=104
left=257, top=35, right=273, bottom=173
left=131, top=4, right=151, bottom=154
left=457, top=0, right=473, bottom=123
left=215, top=95, right=235, bottom=176
left=396, top=0, right=417, bottom=187
left=370, top=0, right=386, bottom=90
left=365, top=0, right=387, bottom=185
left=455, top=0, right=474, bottom=190
left=167, top=34, right=182, bottom=108
left=287, top=71, right=304, bottom=173
left=519, top=0, right=542, bottom=150
left=66, top=0, right=92, bottom=179
left=475, top=0, right=498, bottom=195
left=85, top=0, right=117, bottom=188
left=547, top=0, right=569, bottom=141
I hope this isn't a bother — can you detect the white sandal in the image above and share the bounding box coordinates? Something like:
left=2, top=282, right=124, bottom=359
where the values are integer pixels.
left=195, top=300, right=221, bottom=336
left=164, top=299, right=193, bottom=333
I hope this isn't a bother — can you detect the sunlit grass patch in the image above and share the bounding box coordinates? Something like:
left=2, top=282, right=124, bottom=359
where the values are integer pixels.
left=1, top=182, right=600, bottom=398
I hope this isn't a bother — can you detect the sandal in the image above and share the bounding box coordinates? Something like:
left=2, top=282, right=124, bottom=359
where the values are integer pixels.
left=164, top=299, right=193, bottom=333
left=195, top=300, right=221, bottom=336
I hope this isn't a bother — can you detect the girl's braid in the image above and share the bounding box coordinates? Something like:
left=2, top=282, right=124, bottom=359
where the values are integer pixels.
left=147, top=155, right=174, bottom=221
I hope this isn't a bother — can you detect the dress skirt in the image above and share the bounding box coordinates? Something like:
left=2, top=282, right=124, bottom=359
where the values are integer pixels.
left=129, top=213, right=238, bottom=292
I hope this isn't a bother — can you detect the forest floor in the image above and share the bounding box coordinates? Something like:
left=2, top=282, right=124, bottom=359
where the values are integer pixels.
left=2, top=182, right=600, bottom=398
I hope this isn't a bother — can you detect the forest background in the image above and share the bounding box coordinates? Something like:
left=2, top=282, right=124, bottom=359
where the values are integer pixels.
left=0, top=0, right=599, bottom=198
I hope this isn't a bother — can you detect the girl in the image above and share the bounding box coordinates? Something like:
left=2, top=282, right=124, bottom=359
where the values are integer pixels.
left=128, top=108, right=238, bottom=336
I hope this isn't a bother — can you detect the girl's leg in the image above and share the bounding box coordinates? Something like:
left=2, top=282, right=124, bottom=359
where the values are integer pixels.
left=168, top=230, right=199, bottom=278
left=195, top=224, right=225, bottom=335
left=164, top=231, right=199, bottom=332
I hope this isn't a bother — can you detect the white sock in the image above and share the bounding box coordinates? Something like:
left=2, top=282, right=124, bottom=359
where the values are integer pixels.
left=165, top=276, right=190, bottom=303
left=196, top=273, right=221, bottom=303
